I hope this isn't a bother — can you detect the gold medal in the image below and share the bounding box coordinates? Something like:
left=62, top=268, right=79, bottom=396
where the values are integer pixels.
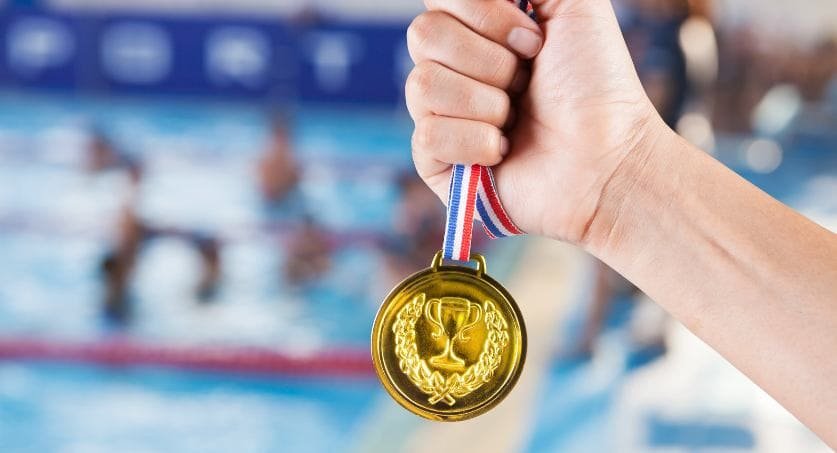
left=372, top=251, right=526, bottom=421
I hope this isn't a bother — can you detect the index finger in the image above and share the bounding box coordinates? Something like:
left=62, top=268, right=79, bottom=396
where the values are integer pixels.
left=424, top=0, right=542, bottom=58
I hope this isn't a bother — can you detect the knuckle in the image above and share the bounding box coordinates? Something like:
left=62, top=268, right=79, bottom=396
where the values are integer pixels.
left=486, top=48, right=517, bottom=86
left=406, top=15, right=429, bottom=47
left=471, top=4, right=499, bottom=33
left=406, top=61, right=440, bottom=100
left=483, top=126, right=504, bottom=163
left=490, top=90, right=511, bottom=125
left=407, top=11, right=444, bottom=51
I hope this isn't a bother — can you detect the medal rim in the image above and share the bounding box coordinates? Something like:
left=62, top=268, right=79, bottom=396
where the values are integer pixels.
left=371, top=254, right=527, bottom=422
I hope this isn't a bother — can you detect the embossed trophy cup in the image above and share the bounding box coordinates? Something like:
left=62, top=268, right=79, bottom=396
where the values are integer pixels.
left=424, top=297, right=483, bottom=371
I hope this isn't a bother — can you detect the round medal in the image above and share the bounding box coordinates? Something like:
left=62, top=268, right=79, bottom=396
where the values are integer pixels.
left=372, top=251, right=526, bottom=421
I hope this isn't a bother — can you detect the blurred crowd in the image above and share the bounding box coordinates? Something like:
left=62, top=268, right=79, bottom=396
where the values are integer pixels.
left=619, top=0, right=836, bottom=131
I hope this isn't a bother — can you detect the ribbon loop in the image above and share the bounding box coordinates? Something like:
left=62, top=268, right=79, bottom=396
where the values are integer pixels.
left=441, top=164, right=523, bottom=262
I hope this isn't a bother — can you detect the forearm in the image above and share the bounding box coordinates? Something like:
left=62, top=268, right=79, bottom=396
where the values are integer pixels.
left=584, top=121, right=837, bottom=446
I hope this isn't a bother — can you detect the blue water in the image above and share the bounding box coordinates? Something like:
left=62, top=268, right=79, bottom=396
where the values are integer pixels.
left=0, top=362, right=378, bottom=453
left=0, top=92, right=418, bottom=347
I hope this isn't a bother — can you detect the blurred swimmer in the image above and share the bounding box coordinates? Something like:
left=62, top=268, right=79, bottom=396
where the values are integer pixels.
left=194, top=235, right=222, bottom=302
left=99, top=206, right=225, bottom=325
left=86, top=129, right=143, bottom=187
left=257, top=118, right=301, bottom=205
left=100, top=205, right=145, bottom=325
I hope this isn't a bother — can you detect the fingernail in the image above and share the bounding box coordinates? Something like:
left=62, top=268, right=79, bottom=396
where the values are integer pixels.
left=499, top=136, right=510, bottom=156
left=507, top=27, right=542, bottom=58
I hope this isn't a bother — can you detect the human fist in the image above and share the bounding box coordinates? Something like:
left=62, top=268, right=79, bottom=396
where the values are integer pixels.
left=406, top=0, right=666, bottom=245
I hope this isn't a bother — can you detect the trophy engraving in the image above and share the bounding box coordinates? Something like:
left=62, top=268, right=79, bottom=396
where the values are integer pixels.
left=393, top=293, right=510, bottom=406
left=424, top=297, right=482, bottom=371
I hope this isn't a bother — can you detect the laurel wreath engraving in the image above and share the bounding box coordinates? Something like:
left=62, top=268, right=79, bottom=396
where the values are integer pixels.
left=393, top=293, right=509, bottom=406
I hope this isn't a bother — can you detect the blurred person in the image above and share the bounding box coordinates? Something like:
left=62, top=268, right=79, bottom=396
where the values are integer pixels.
left=100, top=205, right=144, bottom=325
left=100, top=207, right=225, bottom=325
left=284, top=214, right=332, bottom=287
left=793, top=38, right=837, bottom=102
left=622, top=0, right=690, bottom=126
left=85, top=129, right=143, bottom=187
left=194, top=234, right=222, bottom=302
left=710, top=25, right=795, bottom=133
left=712, top=31, right=836, bottom=133
left=404, top=0, right=837, bottom=446
left=257, top=117, right=301, bottom=207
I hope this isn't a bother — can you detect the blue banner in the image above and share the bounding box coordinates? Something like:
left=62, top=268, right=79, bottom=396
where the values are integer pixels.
left=296, top=22, right=410, bottom=105
left=0, top=8, right=409, bottom=105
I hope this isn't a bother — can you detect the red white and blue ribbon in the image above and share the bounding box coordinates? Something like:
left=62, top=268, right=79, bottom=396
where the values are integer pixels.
left=442, top=164, right=524, bottom=262
left=442, top=164, right=481, bottom=261
left=441, top=0, right=532, bottom=262
left=518, top=0, right=536, bottom=20
left=476, top=166, right=523, bottom=239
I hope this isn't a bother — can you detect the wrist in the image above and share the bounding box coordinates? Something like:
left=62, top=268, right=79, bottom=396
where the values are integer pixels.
left=579, top=113, right=680, bottom=260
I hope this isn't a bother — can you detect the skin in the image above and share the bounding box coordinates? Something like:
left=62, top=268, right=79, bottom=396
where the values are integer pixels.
left=258, top=126, right=300, bottom=204
left=405, top=0, right=837, bottom=446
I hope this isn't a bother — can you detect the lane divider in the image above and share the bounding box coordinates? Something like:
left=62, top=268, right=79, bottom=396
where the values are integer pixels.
left=0, top=337, right=374, bottom=378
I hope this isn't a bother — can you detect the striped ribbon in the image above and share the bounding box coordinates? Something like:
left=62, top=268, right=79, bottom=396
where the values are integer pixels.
left=441, top=0, right=533, bottom=262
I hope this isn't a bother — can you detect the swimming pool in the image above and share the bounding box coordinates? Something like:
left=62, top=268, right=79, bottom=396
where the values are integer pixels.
left=0, top=92, right=414, bottom=346
left=0, top=92, right=525, bottom=452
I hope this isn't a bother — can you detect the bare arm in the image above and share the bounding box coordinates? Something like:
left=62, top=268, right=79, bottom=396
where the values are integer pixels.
left=585, top=122, right=837, bottom=446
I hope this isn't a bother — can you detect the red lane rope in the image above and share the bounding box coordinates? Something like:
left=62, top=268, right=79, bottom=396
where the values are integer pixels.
left=0, top=337, right=374, bottom=378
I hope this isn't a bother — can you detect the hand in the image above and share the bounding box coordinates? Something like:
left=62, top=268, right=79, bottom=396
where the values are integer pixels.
left=406, top=0, right=667, bottom=244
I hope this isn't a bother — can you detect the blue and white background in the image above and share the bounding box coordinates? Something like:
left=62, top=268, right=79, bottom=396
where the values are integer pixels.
left=0, top=8, right=411, bottom=104
left=0, top=1, right=835, bottom=452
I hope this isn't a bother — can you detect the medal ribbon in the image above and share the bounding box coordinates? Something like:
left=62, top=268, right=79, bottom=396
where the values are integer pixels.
left=441, top=0, right=532, bottom=262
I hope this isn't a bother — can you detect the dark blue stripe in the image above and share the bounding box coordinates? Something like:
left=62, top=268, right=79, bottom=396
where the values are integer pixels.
left=443, top=164, right=465, bottom=258
left=476, top=197, right=504, bottom=238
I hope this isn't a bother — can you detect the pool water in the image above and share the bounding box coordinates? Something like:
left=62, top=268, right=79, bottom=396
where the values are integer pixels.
left=0, top=92, right=416, bottom=347
left=0, top=362, right=378, bottom=453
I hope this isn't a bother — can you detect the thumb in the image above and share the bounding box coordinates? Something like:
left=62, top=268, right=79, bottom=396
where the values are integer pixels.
left=528, top=0, right=617, bottom=22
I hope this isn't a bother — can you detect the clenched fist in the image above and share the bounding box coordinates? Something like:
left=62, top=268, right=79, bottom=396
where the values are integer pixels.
left=405, top=0, right=668, bottom=245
